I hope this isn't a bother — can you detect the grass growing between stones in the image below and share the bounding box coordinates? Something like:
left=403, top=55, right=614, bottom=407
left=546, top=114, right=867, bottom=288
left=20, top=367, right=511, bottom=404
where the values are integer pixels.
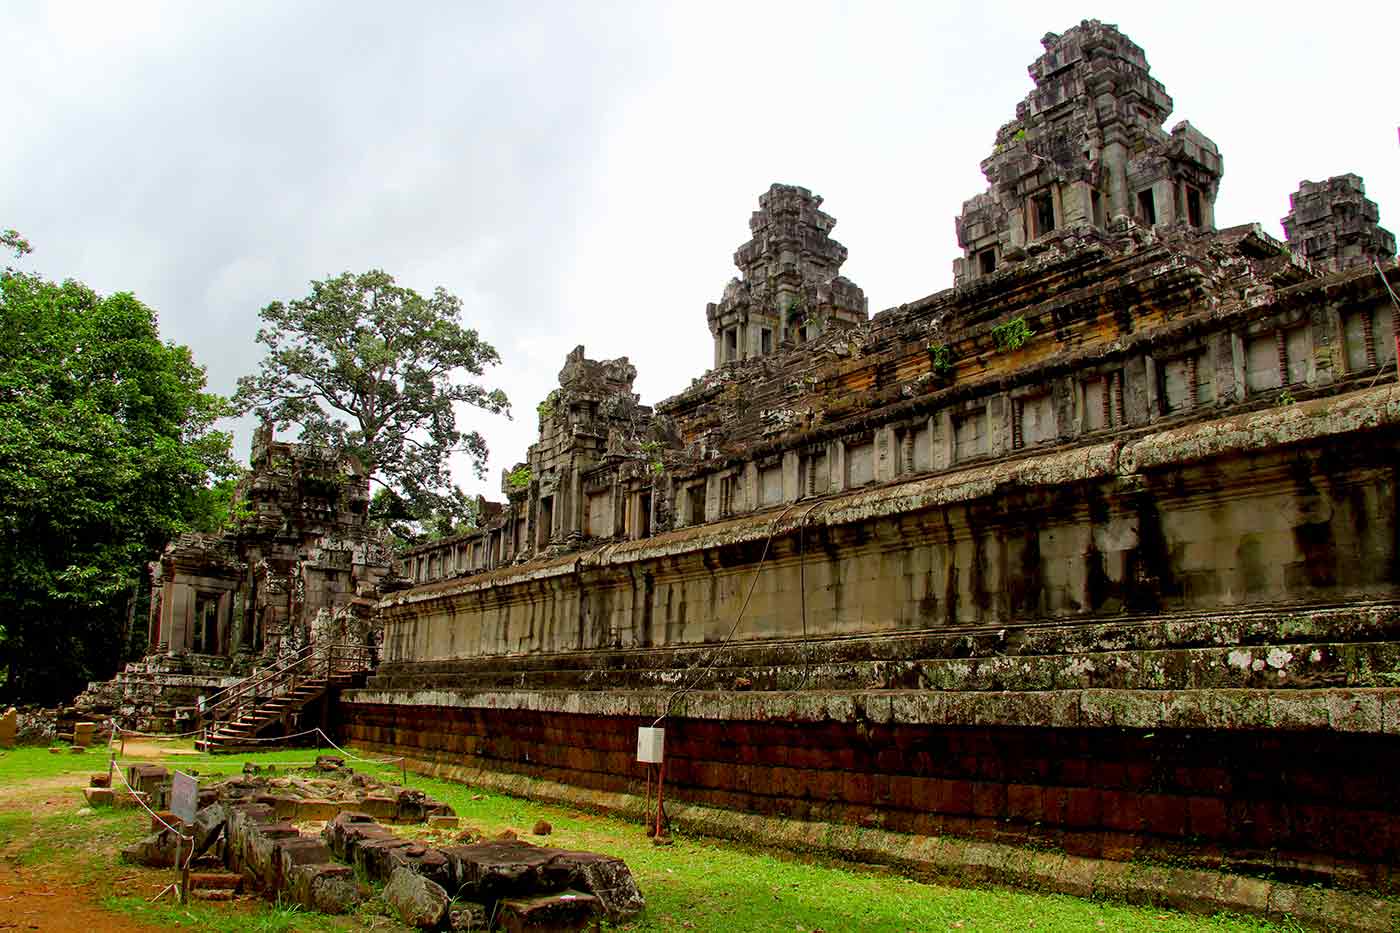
left=0, top=742, right=1308, bottom=932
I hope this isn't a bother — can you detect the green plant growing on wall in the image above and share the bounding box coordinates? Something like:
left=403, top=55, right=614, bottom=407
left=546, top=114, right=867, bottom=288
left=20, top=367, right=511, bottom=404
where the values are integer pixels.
left=506, top=465, right=532, bottom=490
left=536, top=389, right=560, bottom=422
left=1278, top=388, right=1296, bottom=406
left=228, top=497, right=255, bottom=526
left=639, top=440, right=665, bottom=477
left=927, top=343, right=956, bottom=378
left=991, top=317, right=1035, bottom=352
left=1013, top=128, right=1027, bottom=143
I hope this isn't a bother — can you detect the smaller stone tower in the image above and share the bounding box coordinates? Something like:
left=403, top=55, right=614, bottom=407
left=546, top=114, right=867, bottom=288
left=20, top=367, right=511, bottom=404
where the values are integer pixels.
left=706, top=184, right=867, bottom=367
left=954, top=20, right=1223, bottom=286
left=1281, top=174, right=1397, bottom=273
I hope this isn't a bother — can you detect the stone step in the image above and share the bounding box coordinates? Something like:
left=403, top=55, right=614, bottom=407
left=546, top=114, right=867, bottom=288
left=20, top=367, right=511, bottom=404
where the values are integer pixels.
left=188, top=871, right=242, bottom=891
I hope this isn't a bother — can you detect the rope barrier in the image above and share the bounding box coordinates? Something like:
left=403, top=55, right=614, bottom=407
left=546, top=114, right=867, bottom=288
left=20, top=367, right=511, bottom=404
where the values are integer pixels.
left=110, top=725, right=206, bottom=739
left=311, top=728, right=405, bottom=766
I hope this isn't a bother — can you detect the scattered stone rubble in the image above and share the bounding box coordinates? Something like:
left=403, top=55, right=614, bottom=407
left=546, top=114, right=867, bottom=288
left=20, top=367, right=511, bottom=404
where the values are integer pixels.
left=89, top=756, right=642, bottom=930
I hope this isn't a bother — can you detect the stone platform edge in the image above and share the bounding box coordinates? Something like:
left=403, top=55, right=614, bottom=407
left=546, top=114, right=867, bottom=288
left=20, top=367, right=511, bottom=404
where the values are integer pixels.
left=340, top=685, right=1400, bottom=735
left=373, top=747, right=1397, bottom=932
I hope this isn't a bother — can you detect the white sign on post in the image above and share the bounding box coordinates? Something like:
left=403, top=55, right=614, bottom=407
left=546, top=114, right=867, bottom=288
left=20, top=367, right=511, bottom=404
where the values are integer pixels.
left=171, top=771, right=198, bottom=825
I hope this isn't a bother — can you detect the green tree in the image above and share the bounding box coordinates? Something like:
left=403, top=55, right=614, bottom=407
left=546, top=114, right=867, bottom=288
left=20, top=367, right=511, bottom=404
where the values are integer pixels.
left=233, top=270, right=509, bottom=533
left=0, top=248, right=233, bottom=703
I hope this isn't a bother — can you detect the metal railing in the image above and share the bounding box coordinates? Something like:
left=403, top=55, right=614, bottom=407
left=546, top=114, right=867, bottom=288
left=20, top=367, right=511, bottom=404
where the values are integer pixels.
left=202, top=643, right=374, bottom=732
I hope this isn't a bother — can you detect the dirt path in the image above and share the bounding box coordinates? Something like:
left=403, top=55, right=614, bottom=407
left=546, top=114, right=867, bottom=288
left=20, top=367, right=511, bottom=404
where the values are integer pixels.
left=0, top=866, right=163, bottom=933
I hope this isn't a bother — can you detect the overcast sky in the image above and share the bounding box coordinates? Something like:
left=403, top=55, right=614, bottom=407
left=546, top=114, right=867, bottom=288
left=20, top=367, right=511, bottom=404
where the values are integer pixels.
left=6, top=1, right=1398, bottom=499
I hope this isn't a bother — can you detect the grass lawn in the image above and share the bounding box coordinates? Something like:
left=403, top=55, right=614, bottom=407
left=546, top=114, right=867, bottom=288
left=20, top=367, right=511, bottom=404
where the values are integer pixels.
left=0, top=741, right=1306, bottom=932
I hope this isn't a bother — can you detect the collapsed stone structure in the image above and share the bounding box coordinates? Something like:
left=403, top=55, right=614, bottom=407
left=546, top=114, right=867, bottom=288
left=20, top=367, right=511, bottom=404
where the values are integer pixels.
left=74, top=421, right=392, bottom=730
left=102, top=757, right=642, bottom=929
left=334, top=20, right=1400, bottom=924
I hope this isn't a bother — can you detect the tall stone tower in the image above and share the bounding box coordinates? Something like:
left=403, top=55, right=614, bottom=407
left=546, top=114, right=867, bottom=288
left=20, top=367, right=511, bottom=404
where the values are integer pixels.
left=706, top=184, right=867, bottom=367
left=1282, top=174, right=1397, bottom=273
left=954, top=20, right=1223, bottom=286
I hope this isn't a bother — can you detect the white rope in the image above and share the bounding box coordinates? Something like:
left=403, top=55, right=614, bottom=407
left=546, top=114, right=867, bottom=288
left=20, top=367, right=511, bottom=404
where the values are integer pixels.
left=204, top=726, right=324, bottom=744
left=312, top=728, right=404, bottom=766
left=109, top=758, right=193, bottom=847
left=111, top=725, right=206, bottom=739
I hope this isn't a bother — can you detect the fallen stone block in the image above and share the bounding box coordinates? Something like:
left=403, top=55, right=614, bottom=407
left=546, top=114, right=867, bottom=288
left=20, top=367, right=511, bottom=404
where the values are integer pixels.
left=355, top=836, right=417, bottom=883
left=547, top=850, right=646, bottom=922
left=277, top=836, right=334, bottom=890
left=496, top=890, right=601, bottom=933
left=89, top=772, right=112, bottom=788
left=441, top=839, right=570, bottom=901
left=151, top=811, right=184, bottom=833
left=322, top=811, right=394, bottom=862
left=384, top=865, right=450, bottom=930
left=68, top=745, right=85, bottom=754
left=120, top=828, right=184, bottom=867
left=388, top=842, right=453, bottom=890
left=192, top=802, right=227, bottom=856
left=314, top=755, right=345, bottom=771
left=428, top=815, right=460, bottom=829
left=126, top=763, right=170, bottom=796
left=359, top=794, right=398, bottom=820
left=188, top=871, right=242, bottom=893
left=83, top=786, right=114, bottom=807
left=287, top=863, right=364, bottom=914
left=294, top=798, right=344, bottom=821
left=113, top=790, right=151, bottom=810
left=533, top=820, right=553, bottom=836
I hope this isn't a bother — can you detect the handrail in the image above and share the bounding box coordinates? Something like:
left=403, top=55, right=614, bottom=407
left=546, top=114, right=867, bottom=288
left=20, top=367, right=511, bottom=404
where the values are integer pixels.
left=204, top=643, right=316, bottom=717
left=203, top=642, right=375, bottom=730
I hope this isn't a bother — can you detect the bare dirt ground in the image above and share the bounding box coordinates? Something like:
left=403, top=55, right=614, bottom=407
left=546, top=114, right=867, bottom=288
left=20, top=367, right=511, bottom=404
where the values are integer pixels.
left=0, top=864, right=164, bottom=932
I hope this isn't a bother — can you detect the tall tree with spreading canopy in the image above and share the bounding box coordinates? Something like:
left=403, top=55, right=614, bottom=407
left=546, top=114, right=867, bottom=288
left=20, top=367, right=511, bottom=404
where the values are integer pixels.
left=0, top=235, right=234, bottom=703
left=233, top=270, right=509, bottom=538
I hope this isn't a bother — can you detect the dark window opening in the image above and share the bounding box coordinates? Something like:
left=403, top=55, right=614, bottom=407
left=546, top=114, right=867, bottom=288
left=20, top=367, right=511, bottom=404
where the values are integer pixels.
left=687, top=484, right=706, bottom=524
left=637, top=491, right=652, bottom=539
left=194, top=595, right=219, bottom=655
left=724, top=328, right=738, bottom=361
left=1091, top=190, right=1104, bottom=227
left=1137, top=189, right=1157, bottom=226
left=978, top=248, right=996, bottom=276
left=1186, top=186, right=1203, bottom=228
left=760, top=328, right=773, bottom=355
left=1033, top=193, right=1056, bottom=237
left=537, top=496, right=554, bottom=547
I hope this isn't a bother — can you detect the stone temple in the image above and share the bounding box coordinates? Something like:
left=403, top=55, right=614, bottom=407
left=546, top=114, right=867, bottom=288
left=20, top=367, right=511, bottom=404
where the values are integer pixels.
left=77, top=20, right=1400, bottom=923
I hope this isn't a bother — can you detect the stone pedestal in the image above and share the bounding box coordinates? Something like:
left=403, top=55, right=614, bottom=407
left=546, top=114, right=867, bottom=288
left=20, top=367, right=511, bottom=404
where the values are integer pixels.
left=0, top=707, right=16, bottom=748
left=73, top=721, right=96, bottom=747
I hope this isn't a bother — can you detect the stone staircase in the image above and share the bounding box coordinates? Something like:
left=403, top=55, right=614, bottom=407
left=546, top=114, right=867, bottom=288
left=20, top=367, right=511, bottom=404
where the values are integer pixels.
left=197, top=644, right=372, bottom=753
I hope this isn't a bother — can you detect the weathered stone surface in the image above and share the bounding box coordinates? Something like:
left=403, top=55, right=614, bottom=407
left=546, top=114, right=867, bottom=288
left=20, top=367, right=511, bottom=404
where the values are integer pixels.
left=1283, top=174, right=1396, bottom=273
left=83, top=787, right=114, bottom=807
left=120, top=828, right=184, bottom=868
left=383, top=866, right=449, bottom=930
left=496, top=890, right=600, bottom=933
left=191, top=801, right=226, bottom=851
left=286, top=863, right=363, bottom=915
left=548, top=850, right=645, bottom=921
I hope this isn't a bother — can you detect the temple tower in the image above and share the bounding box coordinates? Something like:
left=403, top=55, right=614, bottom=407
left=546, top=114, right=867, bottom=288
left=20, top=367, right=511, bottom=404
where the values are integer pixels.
left=954, top=20, right=1223, bottom=285
left=1282, top=174, right=1396, bottom=273
left=706, top=184, right=867, bottom=366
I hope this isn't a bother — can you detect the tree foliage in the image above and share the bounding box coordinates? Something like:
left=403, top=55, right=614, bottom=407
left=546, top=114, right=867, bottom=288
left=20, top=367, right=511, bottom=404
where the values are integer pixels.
left=0, top=247, right=233, bottom=703
left=234, top=270, right=509, bottom=533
